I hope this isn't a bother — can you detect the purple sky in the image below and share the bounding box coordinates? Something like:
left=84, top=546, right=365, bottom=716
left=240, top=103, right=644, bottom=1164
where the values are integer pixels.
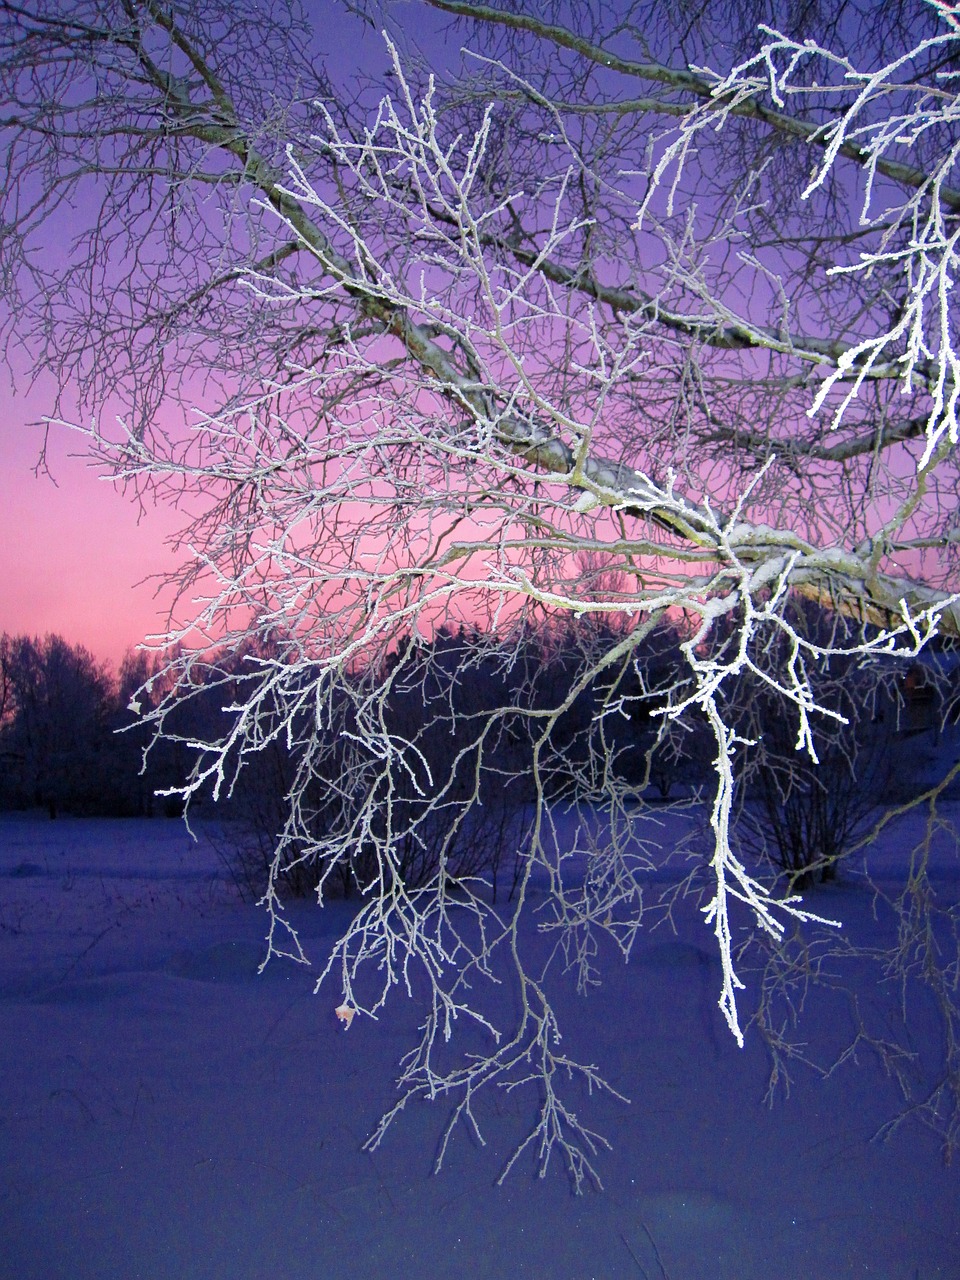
left=0, top=8, right=422, bottom=669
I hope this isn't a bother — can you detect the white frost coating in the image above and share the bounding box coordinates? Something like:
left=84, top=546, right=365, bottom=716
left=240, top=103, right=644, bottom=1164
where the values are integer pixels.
left=11, top=0, right=960, bottom=1187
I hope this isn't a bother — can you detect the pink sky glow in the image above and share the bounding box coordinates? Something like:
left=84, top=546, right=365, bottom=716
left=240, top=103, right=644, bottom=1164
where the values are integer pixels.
left=0, top=374, right=181, bottom=667
left=0, top=8, right=395, bottom=673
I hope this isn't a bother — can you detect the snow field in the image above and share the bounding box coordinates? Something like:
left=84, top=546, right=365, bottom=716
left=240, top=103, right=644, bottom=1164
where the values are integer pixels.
left=0, top=811, right=958, bottom=1279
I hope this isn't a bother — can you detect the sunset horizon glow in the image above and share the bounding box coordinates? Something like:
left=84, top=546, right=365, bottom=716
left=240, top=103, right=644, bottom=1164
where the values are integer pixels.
left=0, top=372, right=182, bottom=668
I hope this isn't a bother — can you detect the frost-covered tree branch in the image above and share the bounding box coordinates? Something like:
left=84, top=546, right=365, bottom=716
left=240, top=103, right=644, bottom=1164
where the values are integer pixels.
left=3, top=0, right=960, bottom=1183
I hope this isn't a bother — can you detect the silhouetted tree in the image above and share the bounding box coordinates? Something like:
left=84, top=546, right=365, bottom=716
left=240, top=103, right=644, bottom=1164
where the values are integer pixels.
left=0, top=634, right=116, bottom=816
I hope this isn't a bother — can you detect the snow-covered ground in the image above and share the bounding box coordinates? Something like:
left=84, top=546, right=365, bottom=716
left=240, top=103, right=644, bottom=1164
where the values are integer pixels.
left=1, top=808, right=958, bottom=1279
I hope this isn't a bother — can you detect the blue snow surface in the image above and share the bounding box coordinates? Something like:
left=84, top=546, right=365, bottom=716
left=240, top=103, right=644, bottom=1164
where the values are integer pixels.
left=0, top=800, right=958, bottom=1280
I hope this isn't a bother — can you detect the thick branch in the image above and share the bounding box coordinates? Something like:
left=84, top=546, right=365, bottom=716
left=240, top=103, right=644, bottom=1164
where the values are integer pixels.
left=423, top=0, right=960, bottom=212
left=704, top=413, right=931, bottom=463
left=417, top=199, right=933, bottom=386
left=125, top=23, right=960, bottom=641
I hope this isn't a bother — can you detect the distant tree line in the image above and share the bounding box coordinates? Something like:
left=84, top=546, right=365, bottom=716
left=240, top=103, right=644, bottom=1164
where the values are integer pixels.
left=140, top=602, right=955, bottom=899
left=0, top=623, right=678, bottom=823
left=2, top=611, right=950, bottom=897
left=0, top=634, right=175, bottom=817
